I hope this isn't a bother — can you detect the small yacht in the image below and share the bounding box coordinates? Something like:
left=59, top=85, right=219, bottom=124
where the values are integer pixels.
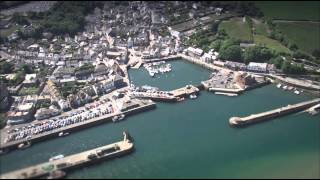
left=276, top=83, right=282, bottom=88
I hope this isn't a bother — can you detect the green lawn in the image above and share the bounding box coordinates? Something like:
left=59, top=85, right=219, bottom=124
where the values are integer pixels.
left=253, top=19, right=269, bottom=36
left=219, top=17, right=253, bottom=42
left=276, top=22, right=320, bottom=54
left=255, top=1, right=320, bottom=21
left=19, top=86, right=39, bottom=95
left=253, top=34, right=291, bottom=54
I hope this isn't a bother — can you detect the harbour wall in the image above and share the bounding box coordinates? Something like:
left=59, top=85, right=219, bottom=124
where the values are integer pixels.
left=0, top=102, right=156, bottom=152
left=230, top=98, right=320, bottom=127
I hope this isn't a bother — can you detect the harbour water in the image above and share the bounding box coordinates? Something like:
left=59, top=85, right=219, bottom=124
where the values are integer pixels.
left=0, top=60, right=319, bottom=178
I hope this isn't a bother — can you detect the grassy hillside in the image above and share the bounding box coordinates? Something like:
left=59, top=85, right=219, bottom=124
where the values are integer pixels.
left=276, top=22, right=320, bottom=54
left=219, top=17, right=253, bottom=42
left=253, top=34, right=291, bottom=54
left=255, top=1, right=320, bottom=21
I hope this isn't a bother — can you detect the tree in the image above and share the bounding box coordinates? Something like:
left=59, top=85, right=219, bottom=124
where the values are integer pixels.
left=211, top=21, right=220, bottom=33
left=312, top=49, right=320, bottom=58
left=281, top=61, right=306, bottom=74
left=219, top=45, right=242, bottom=62
left=293, top=51, right=312, bottom=59
left=12, top=12, right=30, bottom=25
left=270, top=56, right=283, bottom=69
left=0, top=62, right=14, bottom=74
left=20, top=64, right=34, bottom=74
left=219, top=38, right=239, bottom=52
left=209, top=40, right=222, bottom=51
left=288, top=43, right=298, bottom=51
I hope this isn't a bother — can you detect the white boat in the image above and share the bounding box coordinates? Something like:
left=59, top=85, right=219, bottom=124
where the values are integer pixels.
left=282, top=86, right=288, bottom=90
left=149, top=71, right=155, bottom=77
left=112, top=115, right=119, bottom=122
left=49, top=154, right=64, bottom=162
left=294, top=90, right=300, bottom=95
left=189, top=94, right=197, bottom=99
left=18, top=141, right=31, bottom=149
left=276, top=83, right=282, bottom=88
left=118, top=114, right=125, bottom=121
left=58, top=132, right=70, bottom=137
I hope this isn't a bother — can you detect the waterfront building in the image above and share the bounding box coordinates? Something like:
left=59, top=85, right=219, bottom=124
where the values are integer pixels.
left=187, top=47, right=204, bottom=58
left=247, top=62, right=268, bottom=73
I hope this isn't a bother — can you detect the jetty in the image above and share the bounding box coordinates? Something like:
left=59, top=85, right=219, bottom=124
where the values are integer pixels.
left=0, top=132, right=134, bottom=179
left=229, top=98, right=320, bottom=127
left=170, top=85, right=199, bottom=98
left=129, top=91, right=177, bottom=102
left=0, top=99, right=155, bottom=152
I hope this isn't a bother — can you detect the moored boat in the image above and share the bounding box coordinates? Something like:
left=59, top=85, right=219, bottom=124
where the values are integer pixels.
left=18, top=141, right=31, bottom=150
left=189, top=94, right=197, bottom=99
left=58, top=132, right=70, bottom=137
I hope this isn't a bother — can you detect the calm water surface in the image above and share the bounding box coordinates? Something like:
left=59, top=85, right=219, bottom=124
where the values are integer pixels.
left=0, top=60, right=319, bottom=178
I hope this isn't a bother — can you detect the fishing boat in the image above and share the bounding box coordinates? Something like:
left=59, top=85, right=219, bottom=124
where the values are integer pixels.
left=276, top=83, right=282, bottom=88
left=294, top=90, right=300, bottom=95
left=49, top=154, right=64, bottom=162
left=18, top=141, right=31, bottom=150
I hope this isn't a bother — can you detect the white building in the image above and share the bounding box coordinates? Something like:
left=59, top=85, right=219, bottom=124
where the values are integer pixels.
left=187, top=47, right=203, bottom=57
left=247, top=62, right=268, bottom=73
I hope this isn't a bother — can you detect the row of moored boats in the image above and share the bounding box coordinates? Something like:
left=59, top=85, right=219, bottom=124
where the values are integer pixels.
left=276, top=83, right=302, bottom=95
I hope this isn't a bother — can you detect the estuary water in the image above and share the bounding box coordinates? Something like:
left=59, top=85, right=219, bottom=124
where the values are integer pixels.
left=0, top=60, right=319, bottom=178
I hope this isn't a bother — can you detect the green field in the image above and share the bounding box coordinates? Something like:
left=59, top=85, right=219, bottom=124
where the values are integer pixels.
left=253, top=19, right=269, bottom=36
left=219, top=17, right=253, bottom=42
left=276, top=22, right=320, bottom=54
left=255, top=1, right=320, bottom=21
left=253, top=34, right=291, bottom=54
